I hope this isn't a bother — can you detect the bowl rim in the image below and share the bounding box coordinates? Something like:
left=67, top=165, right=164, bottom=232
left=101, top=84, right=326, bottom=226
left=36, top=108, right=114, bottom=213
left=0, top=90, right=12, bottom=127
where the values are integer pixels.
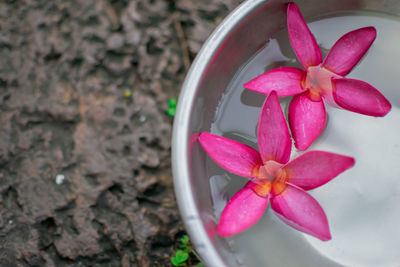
left=172, top=0, right=268, bottom=266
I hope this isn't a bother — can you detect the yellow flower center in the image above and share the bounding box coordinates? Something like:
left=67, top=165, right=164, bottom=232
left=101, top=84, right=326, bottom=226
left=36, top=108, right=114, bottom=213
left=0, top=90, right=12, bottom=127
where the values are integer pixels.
left=302, top=65, right=341, bottom=102
left=252, top=161, right=289, bottom=197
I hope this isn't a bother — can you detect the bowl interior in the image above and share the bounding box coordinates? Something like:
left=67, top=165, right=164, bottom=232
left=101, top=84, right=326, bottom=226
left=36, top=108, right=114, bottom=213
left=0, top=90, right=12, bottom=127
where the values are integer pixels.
left=173, top=0, right=400, bottom=266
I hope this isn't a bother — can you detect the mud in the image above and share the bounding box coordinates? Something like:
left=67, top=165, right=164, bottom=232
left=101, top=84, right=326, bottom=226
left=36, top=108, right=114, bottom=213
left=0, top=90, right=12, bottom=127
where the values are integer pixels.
left=0, top=0, right=241, bottom=266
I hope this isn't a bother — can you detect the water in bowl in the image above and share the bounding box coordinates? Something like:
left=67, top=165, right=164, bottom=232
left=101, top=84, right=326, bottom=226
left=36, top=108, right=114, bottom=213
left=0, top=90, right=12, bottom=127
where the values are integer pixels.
left=207, top=11, right=400, bottom=267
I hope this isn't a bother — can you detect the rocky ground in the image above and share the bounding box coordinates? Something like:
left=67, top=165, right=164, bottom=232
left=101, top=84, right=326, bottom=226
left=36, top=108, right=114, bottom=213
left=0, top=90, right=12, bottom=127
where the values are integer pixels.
left=0, top=0, right=241, bottom=266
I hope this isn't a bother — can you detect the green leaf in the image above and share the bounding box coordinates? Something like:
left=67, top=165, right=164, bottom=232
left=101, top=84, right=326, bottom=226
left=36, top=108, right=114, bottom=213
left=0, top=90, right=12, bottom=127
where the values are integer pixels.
left=180, top=235, right=189, bottom=247
left=171, top=249, right=189, bottom=266
left=176, top=250, right=189, bottom=262
left=167, top=107, right=176, bottom=117
left=167, top=98, right=177, bottom=117
left=168, top=98, right=177, bottom=107
left=171, top=257, right=185, bottom=266
left=195, top=263, right=205, bottom=267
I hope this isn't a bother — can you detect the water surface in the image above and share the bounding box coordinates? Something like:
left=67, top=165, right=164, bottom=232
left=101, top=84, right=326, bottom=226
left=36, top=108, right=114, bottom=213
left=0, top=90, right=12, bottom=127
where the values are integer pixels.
left=208, top=11, right=400, bottom=267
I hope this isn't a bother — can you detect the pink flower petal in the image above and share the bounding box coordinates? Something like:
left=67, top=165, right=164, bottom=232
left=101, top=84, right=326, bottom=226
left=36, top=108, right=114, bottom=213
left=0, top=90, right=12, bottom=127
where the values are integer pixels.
left=257, top=91, right=292, bottom=164
left=244, top=67, right=306, bottom=97
left=332, top=78, right=391, bottom=117
left=218, top=182, right=269, bottom=237
left=198, top=132, right=263, bottom=178
left=270, top=184, right=331, bottom=241
left=284, top=151, right=355, bottom=190
left=323, top=27, right=376, bottom=76
left=288, top=93, right=327, bottom=151
left=287, top=2, right=322, bottom=69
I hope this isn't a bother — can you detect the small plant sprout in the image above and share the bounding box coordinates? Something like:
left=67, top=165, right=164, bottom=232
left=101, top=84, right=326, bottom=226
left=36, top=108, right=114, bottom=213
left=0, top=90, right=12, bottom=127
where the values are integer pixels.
left=167, top=97, right=177, bottom=117
left=171, top=234, right=204, bottom=266
left=123, top=89, right=132, bottom=99
left=244, top=2, right=391, bottom=150
left=198, top=91, right=355, bottom=240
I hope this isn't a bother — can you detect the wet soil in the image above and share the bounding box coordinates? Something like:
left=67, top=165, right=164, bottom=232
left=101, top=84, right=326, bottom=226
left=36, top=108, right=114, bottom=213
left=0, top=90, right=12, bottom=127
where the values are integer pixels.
left=0, top=0, right=241, bottom=266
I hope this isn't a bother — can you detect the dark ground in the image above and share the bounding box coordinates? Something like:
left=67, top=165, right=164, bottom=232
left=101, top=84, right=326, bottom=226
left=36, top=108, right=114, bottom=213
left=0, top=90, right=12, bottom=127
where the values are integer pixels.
left=0, top=0, right=241, bottom=266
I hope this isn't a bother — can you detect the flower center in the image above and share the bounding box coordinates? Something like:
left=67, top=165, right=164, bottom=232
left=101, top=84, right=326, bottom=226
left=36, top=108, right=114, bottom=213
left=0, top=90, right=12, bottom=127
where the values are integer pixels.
left=271, top=168, right=289, bottom=195
left=252, top=161, right=289, bottom=197
left=303, top=65, right=341, bottom=102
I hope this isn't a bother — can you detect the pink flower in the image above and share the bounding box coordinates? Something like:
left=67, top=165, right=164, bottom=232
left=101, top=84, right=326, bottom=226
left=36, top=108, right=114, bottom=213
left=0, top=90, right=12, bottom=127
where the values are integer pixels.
left=198, top=91, right=355, bottom=240
left=244, top=2, right=391, bottom=150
